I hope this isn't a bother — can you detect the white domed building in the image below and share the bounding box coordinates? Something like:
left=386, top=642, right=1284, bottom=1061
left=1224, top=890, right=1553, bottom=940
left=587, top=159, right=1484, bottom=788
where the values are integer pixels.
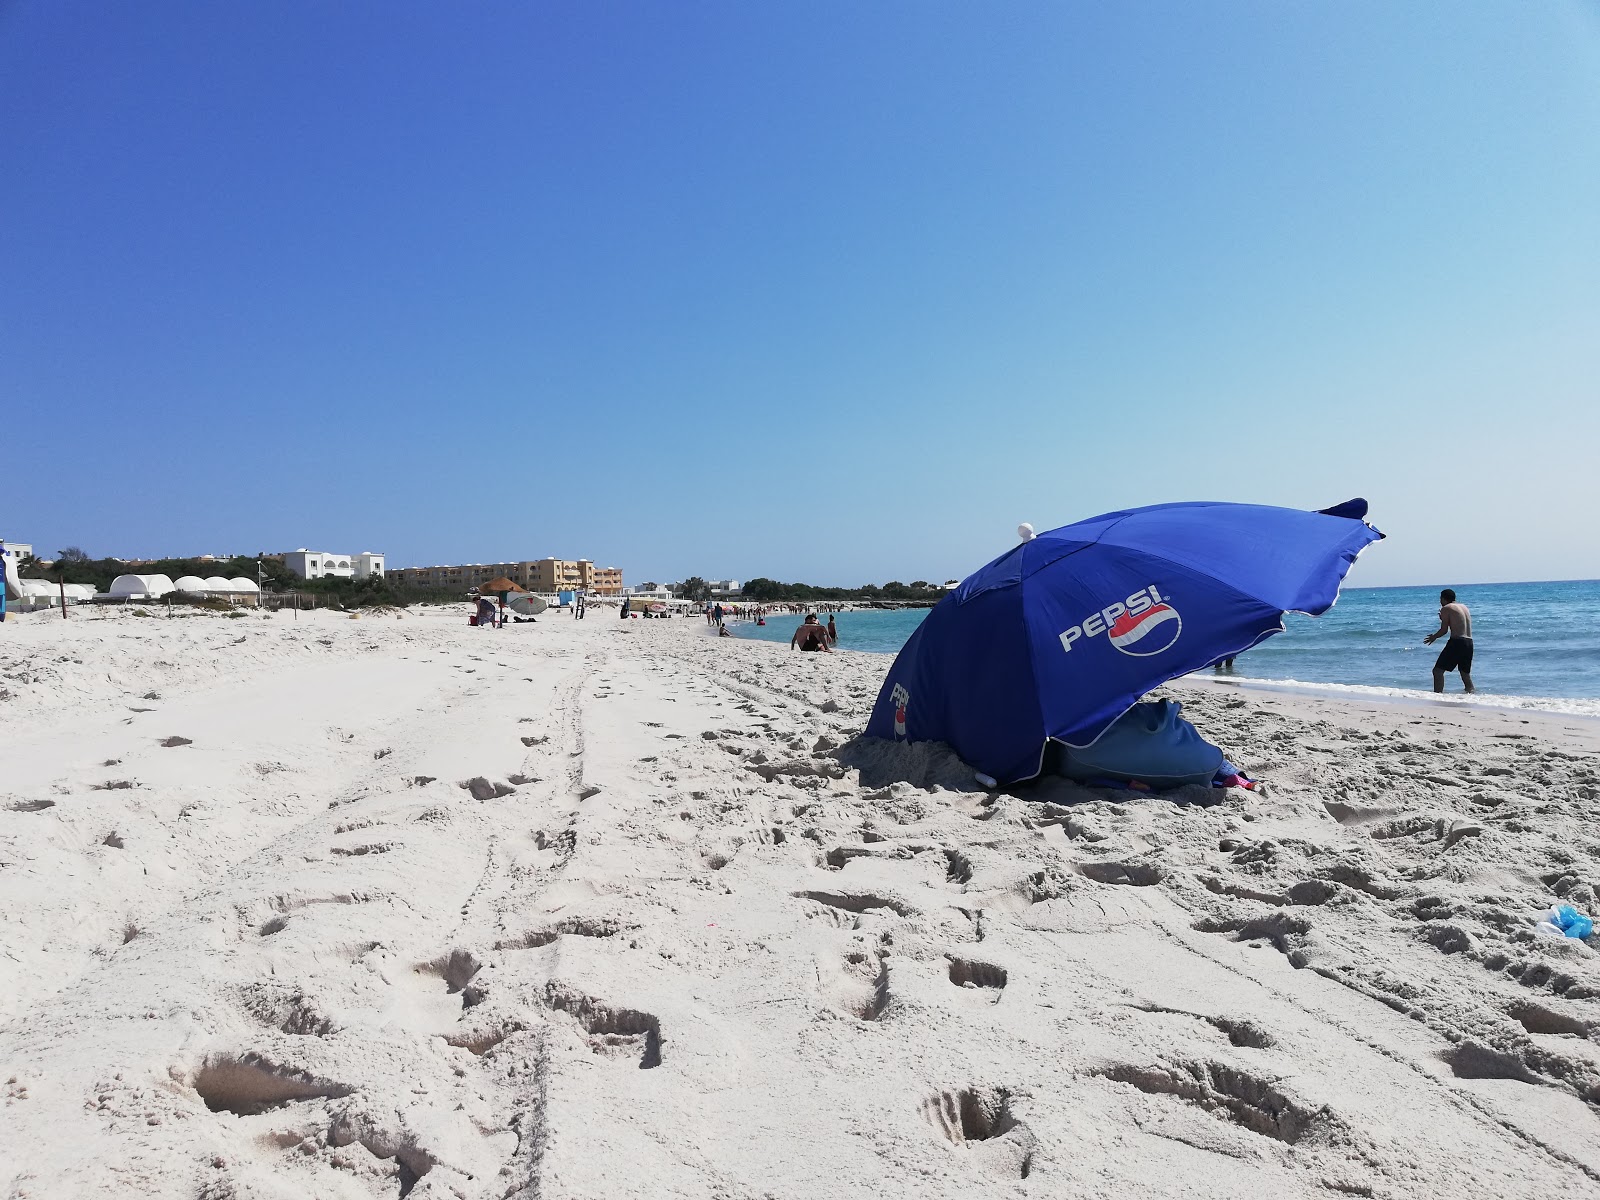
left=109, top=574, right=177, bottom=601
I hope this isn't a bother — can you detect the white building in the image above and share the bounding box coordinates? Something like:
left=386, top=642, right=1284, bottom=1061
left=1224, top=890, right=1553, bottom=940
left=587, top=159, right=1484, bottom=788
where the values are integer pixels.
left=12, top=580, right=96, bottom=610
left=109, top=574, right=177, bottom=600
left=282, top=549, right=384, bottom=581
left=172, top=576, right=260, bottom=604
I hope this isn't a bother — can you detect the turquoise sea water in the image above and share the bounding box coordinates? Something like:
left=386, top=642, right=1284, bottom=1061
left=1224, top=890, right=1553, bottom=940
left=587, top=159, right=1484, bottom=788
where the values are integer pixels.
left=731, top=580, right=1600, bottom=714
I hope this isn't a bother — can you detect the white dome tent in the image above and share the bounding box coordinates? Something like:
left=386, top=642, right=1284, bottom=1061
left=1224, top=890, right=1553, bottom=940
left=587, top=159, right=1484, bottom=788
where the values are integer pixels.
left=109, top=574, right=176, bottom=600
left=16, top=579, right=60, bottom=609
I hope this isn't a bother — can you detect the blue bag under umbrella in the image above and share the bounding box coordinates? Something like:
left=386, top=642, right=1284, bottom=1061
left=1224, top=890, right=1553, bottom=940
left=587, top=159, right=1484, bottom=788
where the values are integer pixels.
left=865, top=500, right=1382, bottom=784
left=1057, top=700, right=1222, bottom=789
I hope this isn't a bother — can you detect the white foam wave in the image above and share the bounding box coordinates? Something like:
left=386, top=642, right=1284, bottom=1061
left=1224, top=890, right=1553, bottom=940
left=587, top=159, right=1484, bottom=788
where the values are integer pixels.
left=1195, top=674, right=1600, bottom=719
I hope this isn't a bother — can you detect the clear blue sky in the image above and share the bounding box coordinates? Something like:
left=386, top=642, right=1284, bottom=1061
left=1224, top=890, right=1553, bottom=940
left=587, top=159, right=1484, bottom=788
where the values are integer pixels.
left=4, top=2, right=1597, bottom=588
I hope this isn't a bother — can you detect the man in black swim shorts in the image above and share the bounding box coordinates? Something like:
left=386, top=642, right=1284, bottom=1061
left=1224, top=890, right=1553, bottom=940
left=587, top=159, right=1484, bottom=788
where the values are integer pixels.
left=790, top=613, right=834, bottom=654
left=1423, top=588, right=1474, bottom=694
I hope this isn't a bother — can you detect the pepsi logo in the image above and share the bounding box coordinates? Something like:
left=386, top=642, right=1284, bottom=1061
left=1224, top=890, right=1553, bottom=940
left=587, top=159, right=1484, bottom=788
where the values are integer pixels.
left=1057, top=584, right=1174, bottom=655
left=891, top=683, right=910, bottom=737
left=1107, top=603, right=1181, bottom=656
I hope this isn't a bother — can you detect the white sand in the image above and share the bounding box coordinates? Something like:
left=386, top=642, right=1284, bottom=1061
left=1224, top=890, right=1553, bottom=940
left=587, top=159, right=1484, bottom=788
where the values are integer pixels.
left=1, top=605, right=1597, bottom=1198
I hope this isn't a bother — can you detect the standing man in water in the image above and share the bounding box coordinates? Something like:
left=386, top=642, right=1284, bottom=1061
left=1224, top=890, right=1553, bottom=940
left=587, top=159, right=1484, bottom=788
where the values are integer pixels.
left=1423, top=588, right=1474, bottom=694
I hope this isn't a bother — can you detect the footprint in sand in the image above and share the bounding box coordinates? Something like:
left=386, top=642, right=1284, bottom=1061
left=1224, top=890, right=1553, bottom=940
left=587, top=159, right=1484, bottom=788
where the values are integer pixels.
left=1093, top=1058, right=1341, bottom=1146
left=543, top=985, right=661, bottom=1068
left=189, top=1051, right=351, bottom=1116
left=946, top=956, right=1007, bottom=1002
left=921, top=1086, right=1036, bottom=1178
left=821, top=944, right=890, bottom=1021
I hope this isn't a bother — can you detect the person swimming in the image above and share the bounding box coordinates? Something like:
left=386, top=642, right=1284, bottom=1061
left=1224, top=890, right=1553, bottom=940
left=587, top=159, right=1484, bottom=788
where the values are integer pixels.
left=791, top=613, right=833, bottom=653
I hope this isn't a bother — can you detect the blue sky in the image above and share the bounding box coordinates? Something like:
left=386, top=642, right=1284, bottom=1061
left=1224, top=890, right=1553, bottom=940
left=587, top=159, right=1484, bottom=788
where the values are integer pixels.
left=4, top=2, right=1597, bottom=588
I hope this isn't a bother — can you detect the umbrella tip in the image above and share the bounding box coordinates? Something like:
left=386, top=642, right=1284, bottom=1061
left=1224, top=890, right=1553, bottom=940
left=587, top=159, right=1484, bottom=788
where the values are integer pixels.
left=1017, top=523, right=1036, bottom=542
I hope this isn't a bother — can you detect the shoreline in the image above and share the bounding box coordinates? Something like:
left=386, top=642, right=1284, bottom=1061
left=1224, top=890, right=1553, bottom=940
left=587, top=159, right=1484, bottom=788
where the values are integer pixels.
left=1179, top=673, right=1600, bottom=745
left=2, top=606, right=1598, bottom=1197
left=729, top=606, right=1600, bottom=727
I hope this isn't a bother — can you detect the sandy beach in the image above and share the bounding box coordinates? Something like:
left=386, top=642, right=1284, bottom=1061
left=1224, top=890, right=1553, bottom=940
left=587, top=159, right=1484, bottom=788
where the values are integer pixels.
left=2, top=606, right=1598, bottom=1198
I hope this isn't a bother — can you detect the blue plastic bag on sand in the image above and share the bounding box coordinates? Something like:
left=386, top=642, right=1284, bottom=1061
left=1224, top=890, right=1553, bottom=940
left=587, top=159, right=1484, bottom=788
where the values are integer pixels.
left=1535, top=905, right=1593, bottom=940
left=1554, top=906, right=1594, bottom=938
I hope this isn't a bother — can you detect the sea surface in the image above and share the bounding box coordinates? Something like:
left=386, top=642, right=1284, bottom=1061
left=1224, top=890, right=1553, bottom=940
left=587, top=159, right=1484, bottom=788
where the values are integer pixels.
left=731, top=580, right=1600, bottom=716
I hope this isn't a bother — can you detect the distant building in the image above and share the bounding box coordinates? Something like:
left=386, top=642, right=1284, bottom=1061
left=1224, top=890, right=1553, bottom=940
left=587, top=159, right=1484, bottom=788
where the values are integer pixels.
left=626, top=584, right=674, bottom=600
left=282, top=549, right=385, bottom=581
left=109, top=573, right=177, bottom=600
left=387, top=557, right=623, bottom=596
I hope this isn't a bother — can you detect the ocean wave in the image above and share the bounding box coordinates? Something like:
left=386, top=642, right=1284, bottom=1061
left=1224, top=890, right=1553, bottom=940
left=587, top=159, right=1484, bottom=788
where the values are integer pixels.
left=1202, top=674, right=1600, bottom=719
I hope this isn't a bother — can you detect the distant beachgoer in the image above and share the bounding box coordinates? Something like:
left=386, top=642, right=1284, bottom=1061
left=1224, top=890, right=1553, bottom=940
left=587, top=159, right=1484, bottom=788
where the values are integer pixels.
left=791, top=613, right=833, bottom=653
left=1424, top=588, right=1474, bottom=693
left=826, top=615, right=838, bottom=645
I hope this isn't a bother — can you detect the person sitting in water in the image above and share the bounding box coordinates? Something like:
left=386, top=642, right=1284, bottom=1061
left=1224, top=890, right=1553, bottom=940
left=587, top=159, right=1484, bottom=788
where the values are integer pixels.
left=791, top=613, right=834, bottom=653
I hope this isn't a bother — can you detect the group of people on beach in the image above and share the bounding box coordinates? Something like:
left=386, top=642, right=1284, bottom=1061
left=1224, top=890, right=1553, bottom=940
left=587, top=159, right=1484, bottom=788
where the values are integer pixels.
left=704, top=601, right=839, bottom=652
left=790, top=612, right=837, bottom=653
left=473, top=583, right=1478, bottom=694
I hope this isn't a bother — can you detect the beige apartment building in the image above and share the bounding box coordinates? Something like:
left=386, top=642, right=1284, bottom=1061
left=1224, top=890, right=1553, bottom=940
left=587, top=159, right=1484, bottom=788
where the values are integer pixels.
left=388, top=558, right=624, bottom=595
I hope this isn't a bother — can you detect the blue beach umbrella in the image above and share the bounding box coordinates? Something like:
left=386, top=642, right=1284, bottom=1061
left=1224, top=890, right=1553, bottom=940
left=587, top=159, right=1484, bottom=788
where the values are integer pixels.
left=865, top=500, right=1383, bottom=784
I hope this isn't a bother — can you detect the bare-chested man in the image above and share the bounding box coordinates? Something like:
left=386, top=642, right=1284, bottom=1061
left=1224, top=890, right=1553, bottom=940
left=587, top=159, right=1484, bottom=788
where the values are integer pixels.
left=791, top=613, right=834, bottom=654
left=1423, top=588, right=1474, bottom=694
